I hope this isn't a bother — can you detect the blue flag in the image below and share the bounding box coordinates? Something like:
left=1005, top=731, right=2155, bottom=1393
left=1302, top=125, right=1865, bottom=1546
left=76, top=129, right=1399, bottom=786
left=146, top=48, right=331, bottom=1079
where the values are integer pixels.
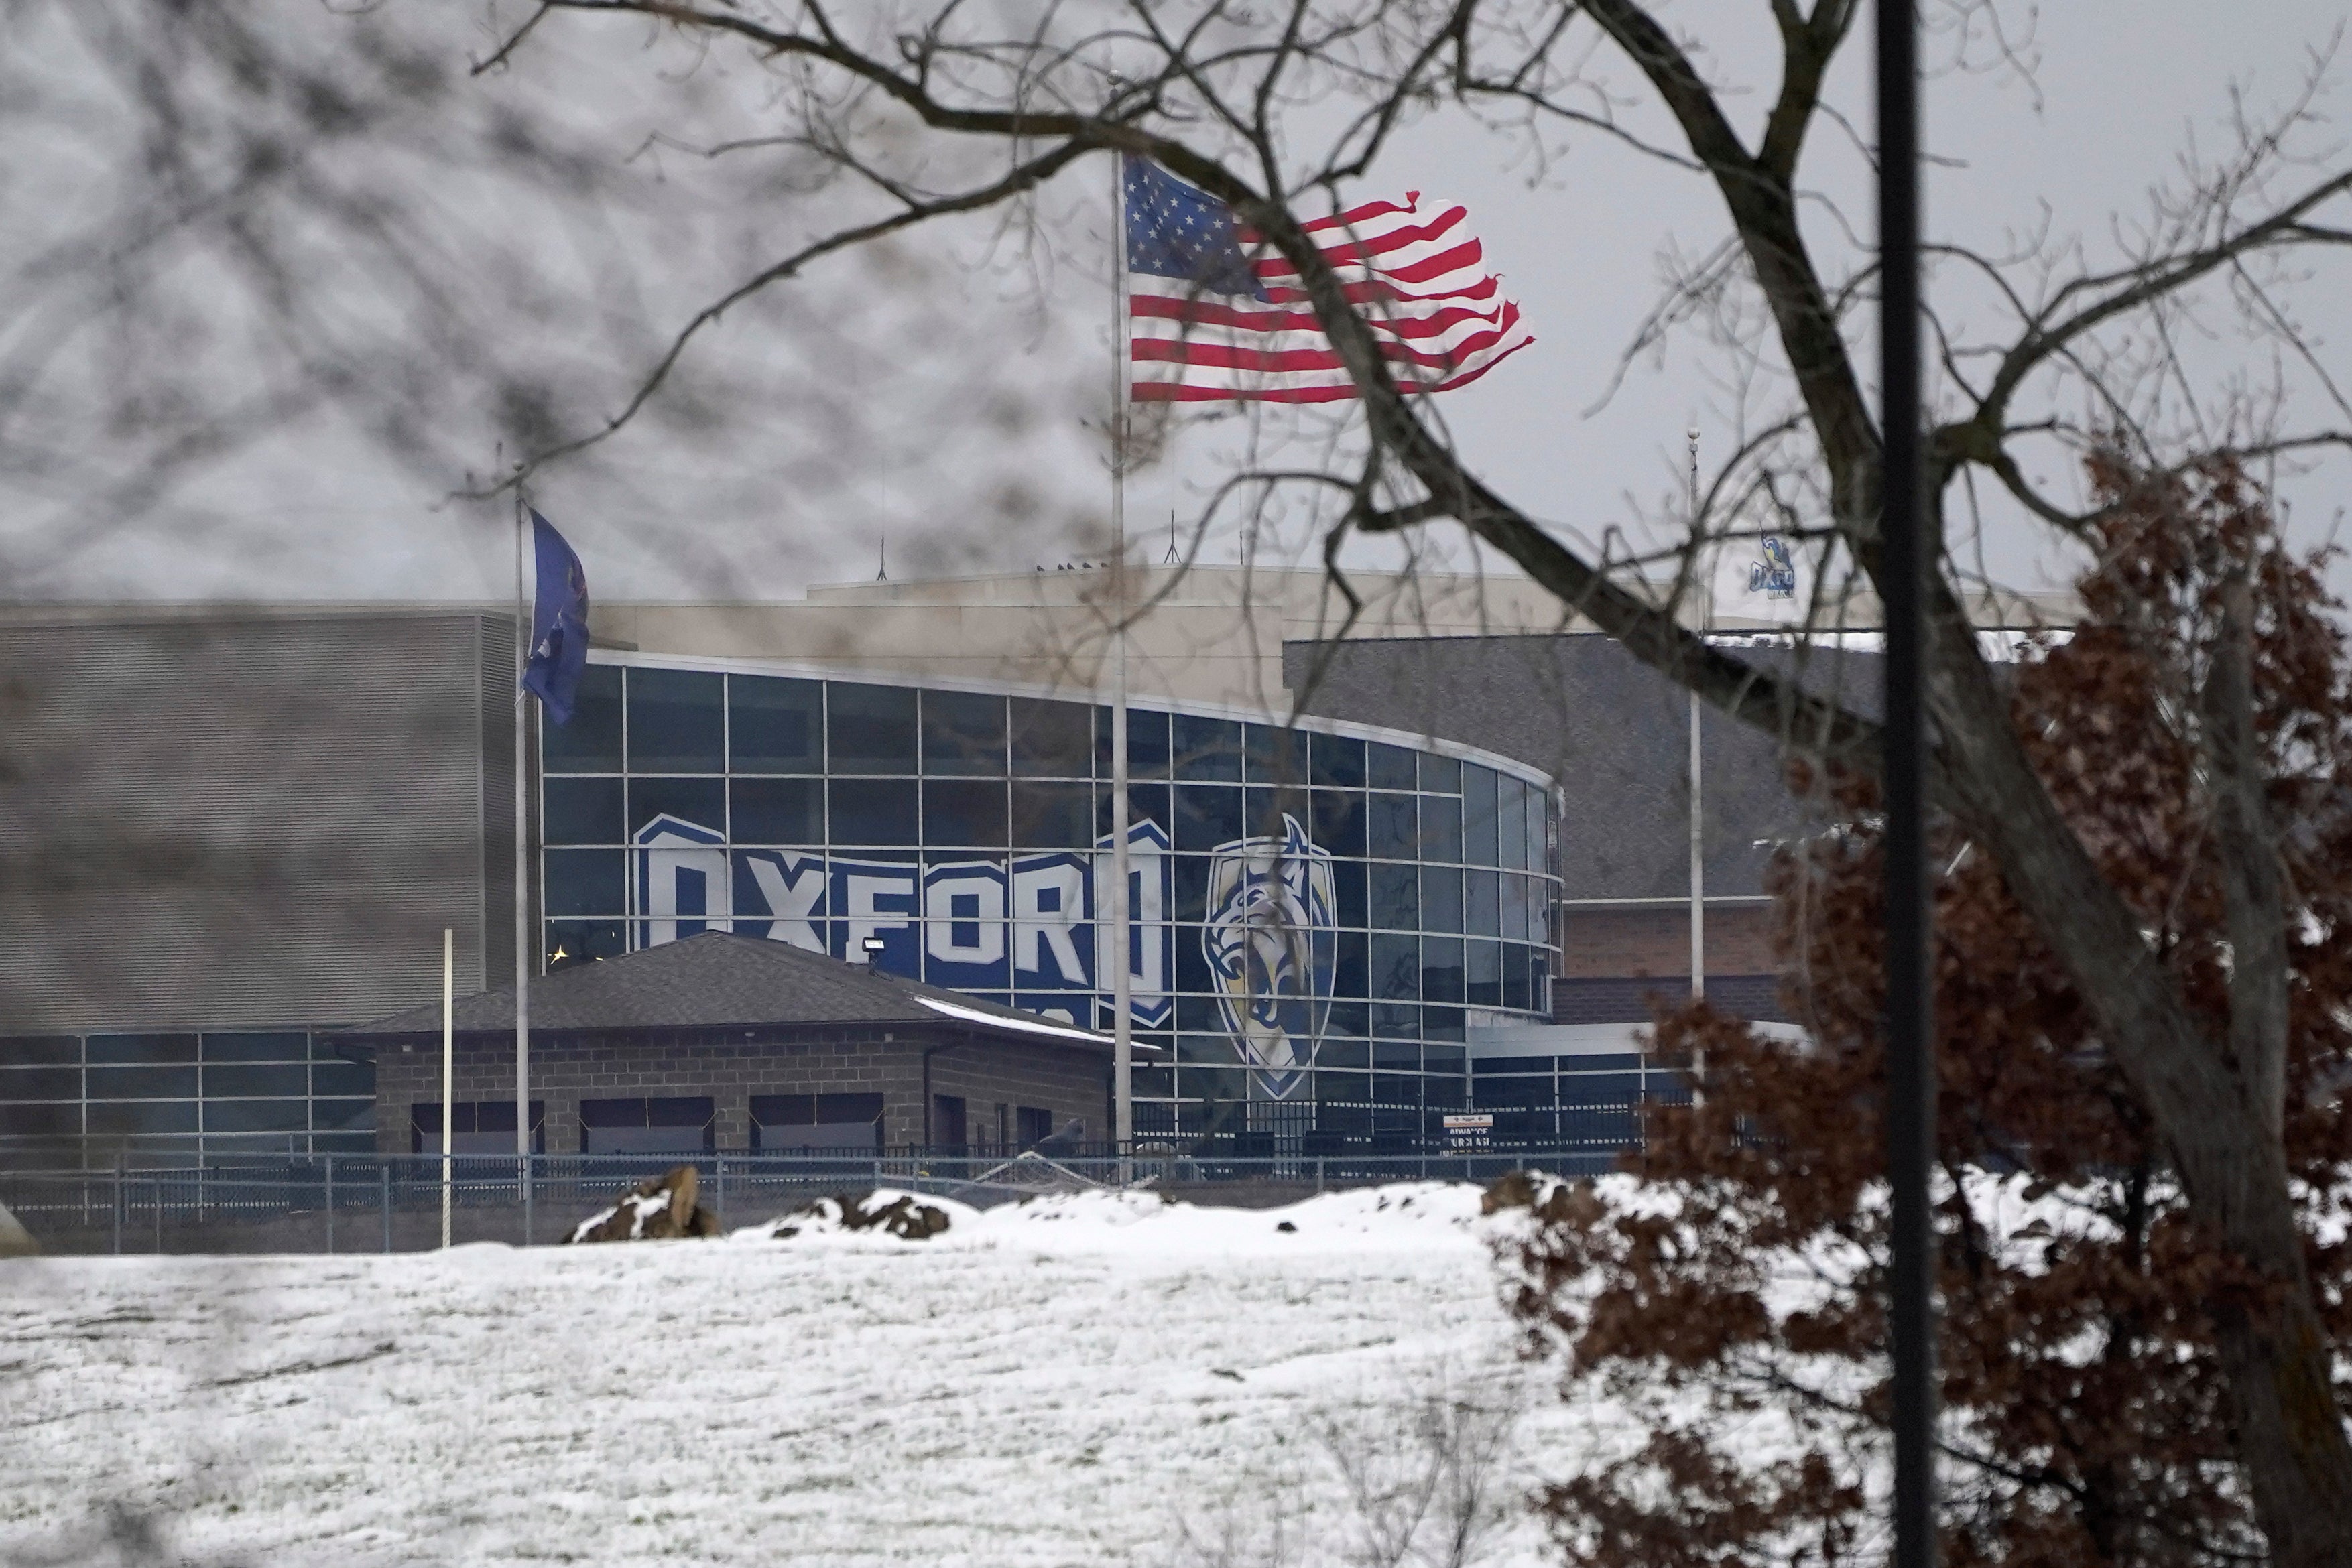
left=1123, top=159, right=1267, bottom=301
left=521, top=509, right=590, bottom=726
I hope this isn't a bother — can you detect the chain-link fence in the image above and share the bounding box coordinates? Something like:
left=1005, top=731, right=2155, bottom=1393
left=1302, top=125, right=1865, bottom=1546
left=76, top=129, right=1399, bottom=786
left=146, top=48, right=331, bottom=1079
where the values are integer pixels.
left=0, top=1146, right=1610, bottom=1255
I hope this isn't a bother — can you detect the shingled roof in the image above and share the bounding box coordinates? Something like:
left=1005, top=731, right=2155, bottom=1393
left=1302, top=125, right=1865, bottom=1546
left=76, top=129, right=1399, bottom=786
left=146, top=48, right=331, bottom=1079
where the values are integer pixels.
left=341, top=931, right=1135, bottom=1053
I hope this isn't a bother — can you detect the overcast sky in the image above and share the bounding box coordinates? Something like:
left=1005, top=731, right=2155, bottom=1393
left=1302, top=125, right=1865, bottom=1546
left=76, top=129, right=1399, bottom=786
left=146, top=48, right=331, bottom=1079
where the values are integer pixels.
left=10, top=1, right=2347, bottom=609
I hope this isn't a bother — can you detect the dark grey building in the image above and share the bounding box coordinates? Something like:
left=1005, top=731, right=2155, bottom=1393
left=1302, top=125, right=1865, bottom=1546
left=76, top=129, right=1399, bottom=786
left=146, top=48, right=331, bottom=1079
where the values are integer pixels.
left=347, top=931, right=1146, bottom=1156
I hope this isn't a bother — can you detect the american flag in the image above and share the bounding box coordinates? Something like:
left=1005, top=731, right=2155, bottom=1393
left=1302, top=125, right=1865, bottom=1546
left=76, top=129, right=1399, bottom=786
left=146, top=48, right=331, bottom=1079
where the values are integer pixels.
left=1123, top=159, right=1532, bottom=404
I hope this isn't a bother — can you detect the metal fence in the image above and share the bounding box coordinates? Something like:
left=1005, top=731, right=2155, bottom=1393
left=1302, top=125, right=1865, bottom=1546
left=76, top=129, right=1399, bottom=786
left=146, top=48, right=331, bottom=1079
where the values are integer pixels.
left=0, top=1146, right=1619, bottom=1256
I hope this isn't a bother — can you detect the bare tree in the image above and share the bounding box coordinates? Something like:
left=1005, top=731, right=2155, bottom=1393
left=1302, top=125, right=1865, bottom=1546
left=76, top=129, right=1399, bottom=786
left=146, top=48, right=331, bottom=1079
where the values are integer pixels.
left=452, top=1, right=2352, bottom=1559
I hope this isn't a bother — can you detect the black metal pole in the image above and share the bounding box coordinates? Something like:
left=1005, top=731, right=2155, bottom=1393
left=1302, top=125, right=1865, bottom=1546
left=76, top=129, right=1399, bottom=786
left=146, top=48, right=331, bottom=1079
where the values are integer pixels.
left=1877, top=3, right=1936, bottom=1566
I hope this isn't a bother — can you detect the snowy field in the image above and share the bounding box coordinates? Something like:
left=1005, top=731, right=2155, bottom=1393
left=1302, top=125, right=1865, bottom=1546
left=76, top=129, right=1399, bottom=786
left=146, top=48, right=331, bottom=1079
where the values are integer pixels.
left=0, top=1184, right=1599, bottom=1568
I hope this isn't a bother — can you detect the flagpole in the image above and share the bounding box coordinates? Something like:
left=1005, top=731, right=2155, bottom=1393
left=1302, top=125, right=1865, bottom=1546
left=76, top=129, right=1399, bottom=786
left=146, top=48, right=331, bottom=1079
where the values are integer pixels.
left=513, top=490, right=533, bottom=1244
left=1109, top=145, right=1135, bottom=1178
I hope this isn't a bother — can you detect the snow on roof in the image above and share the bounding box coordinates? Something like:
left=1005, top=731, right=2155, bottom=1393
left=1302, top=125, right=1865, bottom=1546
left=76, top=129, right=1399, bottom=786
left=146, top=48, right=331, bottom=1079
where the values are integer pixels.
left=915, top=995, right=1156, bottom=1049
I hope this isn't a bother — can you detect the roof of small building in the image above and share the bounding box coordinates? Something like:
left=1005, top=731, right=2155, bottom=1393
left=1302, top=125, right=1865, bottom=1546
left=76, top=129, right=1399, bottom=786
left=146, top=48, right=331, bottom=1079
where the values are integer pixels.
left=341, top=931, right=1141, bottom=1053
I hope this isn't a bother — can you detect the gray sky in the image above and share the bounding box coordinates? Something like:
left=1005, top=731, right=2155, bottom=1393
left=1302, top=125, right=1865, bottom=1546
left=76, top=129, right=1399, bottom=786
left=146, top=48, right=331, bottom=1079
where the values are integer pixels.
left=9, top=0, right=2347, bottom=608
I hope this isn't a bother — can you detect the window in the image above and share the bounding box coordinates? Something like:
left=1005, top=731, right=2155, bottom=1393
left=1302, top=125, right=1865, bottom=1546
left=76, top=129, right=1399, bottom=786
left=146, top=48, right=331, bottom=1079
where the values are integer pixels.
left=1009, top=698, right=1093, bottom=777
left=1172, top=714, right=1242, bottom=781
left=1095, top=707, right=1170, bottom=778
left=731, top=675, right=823, bottom=772
left=1011, top=781, right=1093, bottom=848
left=1463, top=764, right=1500, bottom=865
left=1016, top=1105, right=1056, bottom=1149
left=933, top=1094, right=968, bottom=1150
left=924, top=779, right=1008, bottom=846
left=830, top=779, right=920, bottom=845
left=542, top=664, right=623, bottom=773
left=629, top=777, right=725, bottom=838
left=544, top=777, right=625, bottom=844
left=750, top=1092, right=883, bottom=1151
left=828, top=683, right=918, bottom=773
left=578, top=1096, right=713, bottom=1155
left=922, top=690, right=1007, bottom=775
left=412, top=1101, right=546, bottom=1155
left=627, top=667, right=724, bottom=773
left=733, top=777, right=823, bottom=844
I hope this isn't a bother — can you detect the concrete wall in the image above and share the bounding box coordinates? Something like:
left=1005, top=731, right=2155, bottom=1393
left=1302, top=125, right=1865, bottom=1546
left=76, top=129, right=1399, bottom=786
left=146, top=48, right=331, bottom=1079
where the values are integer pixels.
left=370, top=1022, right=1111, bottom=1154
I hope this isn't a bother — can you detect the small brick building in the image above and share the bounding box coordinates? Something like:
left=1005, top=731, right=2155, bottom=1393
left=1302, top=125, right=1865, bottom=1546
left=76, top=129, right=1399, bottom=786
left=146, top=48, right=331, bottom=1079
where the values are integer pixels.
left=345, top=932, right=1147, bottom=1157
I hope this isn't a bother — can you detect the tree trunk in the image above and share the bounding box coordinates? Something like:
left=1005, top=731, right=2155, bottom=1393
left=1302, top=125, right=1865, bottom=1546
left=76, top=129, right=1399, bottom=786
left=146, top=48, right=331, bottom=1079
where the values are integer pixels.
left=1922, top=576, right=2352, bottom=1563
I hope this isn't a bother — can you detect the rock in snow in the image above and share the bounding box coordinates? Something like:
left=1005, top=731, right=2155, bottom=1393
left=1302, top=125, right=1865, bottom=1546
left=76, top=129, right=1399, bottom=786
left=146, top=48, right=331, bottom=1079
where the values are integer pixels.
left=567, top=1165, right=724, bottom=1244
left=747, top=1188, right=960, bottom=1242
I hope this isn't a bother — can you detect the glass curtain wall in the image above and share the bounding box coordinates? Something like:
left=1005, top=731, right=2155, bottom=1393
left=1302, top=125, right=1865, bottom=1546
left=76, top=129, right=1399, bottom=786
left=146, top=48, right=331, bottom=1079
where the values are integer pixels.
left=540, top=663, right=1561, bottom=1147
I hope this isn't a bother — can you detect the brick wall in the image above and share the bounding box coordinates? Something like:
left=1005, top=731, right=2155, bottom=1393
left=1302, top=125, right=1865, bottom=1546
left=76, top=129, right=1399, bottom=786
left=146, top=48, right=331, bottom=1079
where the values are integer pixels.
left=369, top=1021, right=1111, bottom=1154
left=1556, top=901, right=1777, bottom=978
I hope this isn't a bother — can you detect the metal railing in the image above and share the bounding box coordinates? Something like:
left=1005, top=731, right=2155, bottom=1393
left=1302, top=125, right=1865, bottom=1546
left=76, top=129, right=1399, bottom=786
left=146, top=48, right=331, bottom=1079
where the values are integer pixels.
left=0, top=1145, right=1623, bottom=1256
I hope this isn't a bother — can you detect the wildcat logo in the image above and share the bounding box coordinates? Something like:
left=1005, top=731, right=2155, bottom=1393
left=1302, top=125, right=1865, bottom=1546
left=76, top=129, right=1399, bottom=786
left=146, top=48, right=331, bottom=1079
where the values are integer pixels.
left=1202, top=815, right=1337, bottom=1100
left=1749, top=535, right=1797, bottom=598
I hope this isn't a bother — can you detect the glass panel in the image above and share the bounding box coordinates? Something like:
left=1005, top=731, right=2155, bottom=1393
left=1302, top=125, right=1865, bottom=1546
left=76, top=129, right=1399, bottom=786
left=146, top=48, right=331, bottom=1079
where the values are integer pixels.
left=1369, top=863, right=1418, bottom=930
left=1463, top=765, right=1499, bottom=864
left=1367, top=792, right=1416, bottom=858
left=1331, top=859, right=1367, bottom=929
left=1421, top=866, right=1463, bottom=932
left=88, top=1065, right=197, bottom=1098
left=1421, top=937, right=1465, bottom=1004
left=1332, top=929, right=1368, bottom=998
left=1172, top=714, right=1242, bottom=781
left=1011, top=781, right=1093, bottom=848
left=545, top=849, right=626, bottom=917
left=1501, top=873, right=1529, bottom=941
left=830, top=779, right=919, bottom=844
left=627, top=667, right=723, bottom=772
left=1097, top=782, right=1172, bottom=844
left=205, top=1098, right=310, bottom=1134
left=828, top=683, right=918, bottom=773
left=0, top=1102, right=78, bottom=1136
left=87, top=1100, right=196, bottom=1135
left=1009, top=698, right=1093, bottom=777
left=542, top=664, right=622, bottom=773
left=1466, top=939, right=1502, bottom=1006
left=544, top=777, right=624, bottom=844
left=922, top=690, right=1007, bottom=776
left=1245, top=785, right=1310, bottom=840
left=1176, top=850, right=1213, bottom=926
left=0, top=1067, right=80, bottom=1100
left=1243, top=724, right=1307, bottom=787
left=1371, top=933, right=1420, bottom=1000
left=1367, top=741, right=1418, bottom=791
left=924, top=779, right=1009, bottom=846
left=1096, top=707, right=1170, bottom=778
left=1418, top=753, right=1461, bottom=793
left=1498, top=775, right=1527, bottom=868
left=546, top=919, right=626, bottom=970
left=1310, top=789, right=1364, bottom=858
left=200, top=1032, right=306, bottom=1062
left=1420, top=793, right=1463, bottom=862
left=0, top=1037, right=79, bottom=1066
left=1529, top=786, right=1550, bottom=871
left=87, top=1033, right=197, bottom=1065
left=1311, top=732, right=1367, bottom=788
left=1373, top=1003, right=1418, bottom=1039
left=312, top=1061, right=373, bottom=1098
left=732, top=777, right=824, bottom=844
left=1173, top=783, right=1243, bottom=852
left=629, top=777, right=725, bottom=837
left=1465, top=869, right=1500, bottom=937
left=1502, top=944, right=1531, bottom=1011
left=1424, top=1006, right=1465, bottom=1042
left=203, top=1062, right=310, bottom=1096
left=729, top=675, right=824, bottom=772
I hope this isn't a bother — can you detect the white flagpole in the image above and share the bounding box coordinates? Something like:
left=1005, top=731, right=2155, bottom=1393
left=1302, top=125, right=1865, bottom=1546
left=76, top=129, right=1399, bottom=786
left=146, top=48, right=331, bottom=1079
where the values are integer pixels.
left=513, top=492, right=534, bottom=1242
left=1687, top=426, right=1705, bottom=1008
left=1109, top=147, right=1135, bottom=1175
left=440, top=927, right=454, bottom=1250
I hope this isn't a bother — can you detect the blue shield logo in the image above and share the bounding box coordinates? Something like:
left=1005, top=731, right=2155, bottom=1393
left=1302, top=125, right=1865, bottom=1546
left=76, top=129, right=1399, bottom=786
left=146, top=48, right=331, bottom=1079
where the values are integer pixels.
left=1202, top=815, right=1337, bottom=1100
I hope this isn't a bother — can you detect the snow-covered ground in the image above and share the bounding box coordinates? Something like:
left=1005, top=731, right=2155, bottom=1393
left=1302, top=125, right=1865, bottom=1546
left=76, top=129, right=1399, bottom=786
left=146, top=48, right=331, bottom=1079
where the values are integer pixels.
left=0, top=1184, right=1595, bottom=1568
